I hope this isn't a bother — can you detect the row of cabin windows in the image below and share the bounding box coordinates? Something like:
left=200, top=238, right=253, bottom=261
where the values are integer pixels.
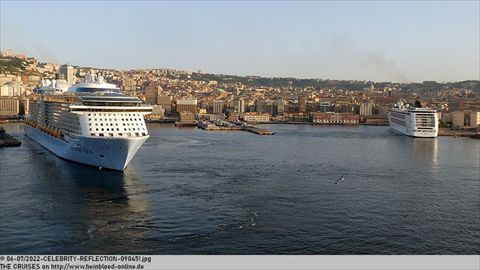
left=90, top=127, right=145, bottom=132
left=89, top=132, right=146, bottom=137
left=88, top=113, right=140, bottom=117
left=89, top=122, right=145, bottom=128
left=89, top=118, right=143, bottom=122
left=88, top=124, right=147, bottom=131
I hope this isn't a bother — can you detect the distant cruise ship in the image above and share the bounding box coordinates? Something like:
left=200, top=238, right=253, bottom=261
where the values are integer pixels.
left=388, top=100, right=438, bottom=138
left=25, top=74, right=152, bottom=171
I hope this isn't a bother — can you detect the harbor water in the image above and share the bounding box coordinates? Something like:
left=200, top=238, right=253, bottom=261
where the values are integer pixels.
left=0, top=123, right=479, bottom=254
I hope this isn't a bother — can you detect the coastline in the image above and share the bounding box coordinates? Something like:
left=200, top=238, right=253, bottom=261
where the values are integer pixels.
left=2, top=120, right=478, bottom=139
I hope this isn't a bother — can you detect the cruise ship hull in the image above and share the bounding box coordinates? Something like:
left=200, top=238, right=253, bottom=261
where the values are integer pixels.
left=388, top=121, right=438, bottom=138
left=24, top=125, right=148, bottom=171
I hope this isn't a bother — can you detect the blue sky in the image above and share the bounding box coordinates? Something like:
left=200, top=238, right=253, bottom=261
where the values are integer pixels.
left=1, top=1, right=479, bottom=82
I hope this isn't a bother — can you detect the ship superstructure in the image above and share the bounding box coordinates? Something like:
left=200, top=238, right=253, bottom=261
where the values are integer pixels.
left=388, top=101, right=438, bottom=138
left=25, top=74, right=152, bottom=171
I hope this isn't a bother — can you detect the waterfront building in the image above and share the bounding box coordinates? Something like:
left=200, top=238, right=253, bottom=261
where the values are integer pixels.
left=176, top=98, right=198, bottom=114
left=361, top=115, right=388, bottom=125
left=197, top=113, right=225, bottom=121
left=242, top=112, right=271, bottom=123
left=0, top=97, right=20, bottom=117
left=284, top=112, right=311, bottom=122
left=144, top=105, right=165, bottom=120
left=179, top=111, right=195, bottom=123
left=451, top=111, right=480, bottom=130
left=210, top=114, right=225, bottom=121
left=441, top=112, right=453, bottom=127
left=227, top=112, right=240, bottom=122
left=157, top=95, right=172, bottom=113
left=311, top=112, right=359, bottom=125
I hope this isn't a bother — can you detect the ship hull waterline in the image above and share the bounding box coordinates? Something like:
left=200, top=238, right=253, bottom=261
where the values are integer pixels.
left=24, top=125, right=148, bottom=171
left=388, top=122, right=438, bottom=138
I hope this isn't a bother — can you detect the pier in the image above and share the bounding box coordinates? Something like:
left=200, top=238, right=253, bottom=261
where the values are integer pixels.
left=197, top=121, right=274, bottom=135
left=438, top=128, right=479, bottom=139
left=244, top=126, right=274, bottom=135
left=0, top=127, right=21, bottom=147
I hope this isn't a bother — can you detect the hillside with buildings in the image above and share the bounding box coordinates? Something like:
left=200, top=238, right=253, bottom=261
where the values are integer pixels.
left=1, top=49, right=479, bottom=130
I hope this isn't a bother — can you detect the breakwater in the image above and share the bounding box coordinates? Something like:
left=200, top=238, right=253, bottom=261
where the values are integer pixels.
left=0, top=127, right=21, bottom=147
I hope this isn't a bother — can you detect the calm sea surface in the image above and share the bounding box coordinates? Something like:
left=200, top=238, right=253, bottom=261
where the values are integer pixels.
left=0, top=123, right=479, bottom=254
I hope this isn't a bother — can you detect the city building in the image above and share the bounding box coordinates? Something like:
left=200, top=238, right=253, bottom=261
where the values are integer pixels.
left=198, top=113, right=225, bottom=121
left=0, top=83, right=26, bottom=97
left=179, top=111, right=195, bottom=122
left=319, top=101, right=331, bottom=112
left=285, top=112, right=310, bottom=122
left=176, top=98, right=198, bottom=114
left=235, top=98, right=245, bottom=113
left=276, top=99, right=285, bottom=115
left=122, top=78, right=137, bottom=91
left=298, top=96, right=306, bottom=112
left=19, top=97, right=29, bottom=116
left=311, top=112, right=359, bottom=125
left=242, top=112, right=270, bottom=123
left=157, top=95, right=172, bottom=113
left=213, top=100, right=225, bottom=114
left=59, top=65, right=74, bottom=83
left=144, top=85, right=163, bottom=105
left=359, top=102, right=374, bottom=116
left=265, top=100, right=276, bottom=115
left=0, top=49, right=15, bottom=57
left=227, top=112, right=240, bottom=121
left=144, top=105, right=165, bottom=120
left=255, top=100, right=265, bottom=113
left=451, top=111, right=480, bottom=129
left=441, top=112, right=453, bottom=127
left=0, top=97, right=20, bottom=117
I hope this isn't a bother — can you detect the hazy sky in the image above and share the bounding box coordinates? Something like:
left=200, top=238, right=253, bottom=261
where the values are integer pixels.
left=1, top=1, right=479, bottom=82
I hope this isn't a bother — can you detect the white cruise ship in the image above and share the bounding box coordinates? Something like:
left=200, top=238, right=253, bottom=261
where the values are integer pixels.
left=388, top=100, right=438, bottom=138
left=25, top=75, right=152, bottom=171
